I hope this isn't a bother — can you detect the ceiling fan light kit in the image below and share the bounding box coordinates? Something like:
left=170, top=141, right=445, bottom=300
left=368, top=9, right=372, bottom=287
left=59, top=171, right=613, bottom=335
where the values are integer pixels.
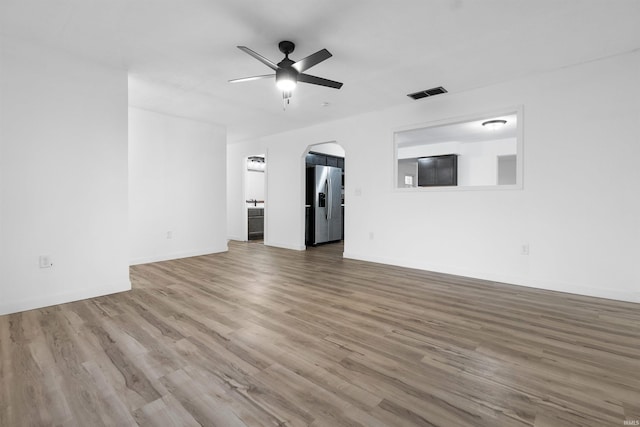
left=230, top=40, right=343, bottom=108
left=276, top=67, right=297, bottom=91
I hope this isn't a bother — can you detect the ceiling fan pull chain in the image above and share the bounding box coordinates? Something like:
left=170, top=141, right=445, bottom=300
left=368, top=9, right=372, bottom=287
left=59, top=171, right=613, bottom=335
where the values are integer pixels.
left=282, top=91, right=292, bottom=110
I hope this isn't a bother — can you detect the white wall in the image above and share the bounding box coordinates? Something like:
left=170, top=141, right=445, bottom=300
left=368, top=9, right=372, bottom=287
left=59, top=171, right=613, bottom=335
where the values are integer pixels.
left=458, top=138, right=516, bottom=186
left=398, top=141, right=458, bottom=159
left=129, top=108, right=227, bottom=265
left=245, top=170, right=265, bottom=202
left=228, top=50, right=640, bottom=303
left=0, top=38, right=130, bottom=315
left=309, top=142, right=345, bottom=157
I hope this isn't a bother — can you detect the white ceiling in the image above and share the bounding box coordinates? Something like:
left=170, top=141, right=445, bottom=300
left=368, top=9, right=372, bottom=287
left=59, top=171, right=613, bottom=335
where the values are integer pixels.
left=2, top=0, right=640, bottom=143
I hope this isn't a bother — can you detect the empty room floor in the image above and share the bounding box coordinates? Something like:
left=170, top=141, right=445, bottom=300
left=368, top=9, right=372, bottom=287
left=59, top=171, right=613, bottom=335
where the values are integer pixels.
left=1, top=241, right=639, bottom=426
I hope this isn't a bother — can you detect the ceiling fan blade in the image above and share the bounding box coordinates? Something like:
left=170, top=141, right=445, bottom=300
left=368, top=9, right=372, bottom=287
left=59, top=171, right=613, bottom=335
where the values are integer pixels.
left=298, top=73, right=343, bottom=89
left=292, top=49, right=332, bottom=73
left=229, top=74, right=274, bottom=83
left=237, top=46, right=278, bottom=70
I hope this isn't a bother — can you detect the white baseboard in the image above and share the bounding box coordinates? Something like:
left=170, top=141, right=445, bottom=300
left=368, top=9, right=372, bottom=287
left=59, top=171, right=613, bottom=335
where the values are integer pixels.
left=343, top=251, right=640, bottom=304
left=0, top=281, right=132, bottom=316
left=265, top=241, right=306, bottom=251
left=129, top=245, right=228, bottom=266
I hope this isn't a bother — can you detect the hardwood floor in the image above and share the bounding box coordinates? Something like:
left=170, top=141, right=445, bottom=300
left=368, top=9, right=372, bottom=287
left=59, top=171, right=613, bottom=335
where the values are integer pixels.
left=1, top=241, right=639, bottom=426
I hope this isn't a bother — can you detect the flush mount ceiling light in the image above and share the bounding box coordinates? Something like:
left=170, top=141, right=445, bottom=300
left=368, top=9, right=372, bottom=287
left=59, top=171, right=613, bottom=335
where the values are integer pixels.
left=482, top=119, right=507, bottom=130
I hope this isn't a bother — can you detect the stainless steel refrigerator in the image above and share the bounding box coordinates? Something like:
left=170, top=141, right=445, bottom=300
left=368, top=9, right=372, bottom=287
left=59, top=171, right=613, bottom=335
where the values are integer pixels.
left=307, top=165, right=342, bottom=245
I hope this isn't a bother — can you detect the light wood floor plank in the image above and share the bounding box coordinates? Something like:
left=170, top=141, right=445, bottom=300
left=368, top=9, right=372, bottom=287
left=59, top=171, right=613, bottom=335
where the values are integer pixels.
left=1, top=240, right=639, bottom=426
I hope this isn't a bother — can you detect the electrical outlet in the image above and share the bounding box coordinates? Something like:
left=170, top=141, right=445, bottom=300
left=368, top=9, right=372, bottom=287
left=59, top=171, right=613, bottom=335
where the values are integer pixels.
left=39, top=255, right=53, bottom=268
left=369, top=232, right=374, bottom=240
left=166, top=231, right=173, bottom=239
left=521, top=244, right=530, bottom=255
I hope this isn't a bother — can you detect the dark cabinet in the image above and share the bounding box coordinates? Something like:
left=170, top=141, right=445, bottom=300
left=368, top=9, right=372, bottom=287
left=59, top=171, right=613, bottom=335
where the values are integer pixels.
left=305, top=152, right=326, bottom=166
left=305, top=151, right=344, bottom=172
left=418, top=154, right=458, bottom=187
left=248, top=208, right=264, bottom=240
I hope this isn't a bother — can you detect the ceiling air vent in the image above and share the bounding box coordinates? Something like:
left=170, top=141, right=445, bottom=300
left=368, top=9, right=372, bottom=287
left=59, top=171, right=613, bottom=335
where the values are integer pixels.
left=407, top=86, right=448, bottom=100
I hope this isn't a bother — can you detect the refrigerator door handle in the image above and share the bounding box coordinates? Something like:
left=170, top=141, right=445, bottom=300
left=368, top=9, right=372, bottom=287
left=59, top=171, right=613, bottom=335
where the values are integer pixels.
left=327, top=176, right=332, bottom=219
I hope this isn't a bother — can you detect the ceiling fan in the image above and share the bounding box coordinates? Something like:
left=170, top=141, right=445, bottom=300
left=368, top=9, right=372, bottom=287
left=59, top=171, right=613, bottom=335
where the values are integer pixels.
left=229, top=41, right=343, bottom=102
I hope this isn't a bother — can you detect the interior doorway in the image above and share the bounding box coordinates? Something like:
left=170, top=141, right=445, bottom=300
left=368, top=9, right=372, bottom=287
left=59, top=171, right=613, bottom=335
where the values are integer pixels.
left=303, top=142, right=345, bottom=248
left=245, top=154, right=266, bottom=243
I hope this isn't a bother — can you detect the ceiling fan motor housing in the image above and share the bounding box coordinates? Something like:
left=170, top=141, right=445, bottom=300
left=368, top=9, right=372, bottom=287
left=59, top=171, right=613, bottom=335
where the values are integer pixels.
left=278, top=40, right=295, bottom=55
